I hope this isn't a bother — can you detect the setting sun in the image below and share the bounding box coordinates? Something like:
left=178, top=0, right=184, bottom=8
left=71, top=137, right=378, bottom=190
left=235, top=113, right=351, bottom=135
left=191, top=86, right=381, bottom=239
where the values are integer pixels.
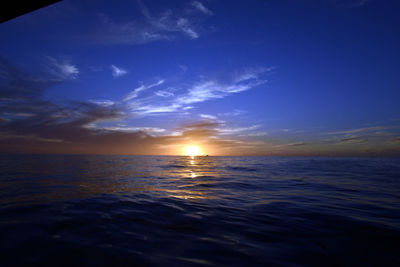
left=185, top=145, right=201, bottom=156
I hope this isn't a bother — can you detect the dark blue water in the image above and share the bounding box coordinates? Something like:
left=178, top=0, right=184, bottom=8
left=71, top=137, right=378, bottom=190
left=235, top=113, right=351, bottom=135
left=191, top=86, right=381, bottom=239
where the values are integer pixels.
left=0, top=155, right=399, bottom=266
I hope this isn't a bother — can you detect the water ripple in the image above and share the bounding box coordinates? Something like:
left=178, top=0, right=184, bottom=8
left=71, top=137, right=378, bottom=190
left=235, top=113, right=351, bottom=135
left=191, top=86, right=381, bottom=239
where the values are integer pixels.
left=0, top=155, right=400, bottom=266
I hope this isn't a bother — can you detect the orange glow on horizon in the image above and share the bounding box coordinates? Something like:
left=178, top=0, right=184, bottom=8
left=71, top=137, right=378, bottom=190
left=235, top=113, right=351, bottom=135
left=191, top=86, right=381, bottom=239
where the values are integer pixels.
left=184, top=145, right=202, bottom=156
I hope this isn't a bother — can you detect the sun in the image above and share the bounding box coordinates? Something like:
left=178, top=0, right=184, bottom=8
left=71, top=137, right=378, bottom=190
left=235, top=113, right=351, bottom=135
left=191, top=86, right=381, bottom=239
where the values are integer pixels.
left=184, top=145, right=201, bottom=157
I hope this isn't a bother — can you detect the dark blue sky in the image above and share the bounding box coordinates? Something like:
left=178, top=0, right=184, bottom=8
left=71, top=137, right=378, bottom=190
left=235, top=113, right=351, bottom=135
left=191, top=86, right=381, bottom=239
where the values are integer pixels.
left=1, top=0, right=399, bottom=155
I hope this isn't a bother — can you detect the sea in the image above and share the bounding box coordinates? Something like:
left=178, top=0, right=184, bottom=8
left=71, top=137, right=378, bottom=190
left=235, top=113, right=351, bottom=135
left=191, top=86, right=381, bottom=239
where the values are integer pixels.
left=0, top=155, right=399, bottom=266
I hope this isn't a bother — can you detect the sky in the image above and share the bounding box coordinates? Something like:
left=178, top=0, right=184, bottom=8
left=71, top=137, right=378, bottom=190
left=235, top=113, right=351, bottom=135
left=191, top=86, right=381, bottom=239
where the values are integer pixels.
left=0, top=0, right=400, bottom=156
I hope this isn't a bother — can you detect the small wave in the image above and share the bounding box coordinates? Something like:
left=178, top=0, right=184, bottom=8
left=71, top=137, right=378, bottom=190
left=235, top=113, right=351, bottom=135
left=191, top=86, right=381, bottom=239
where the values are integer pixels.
left=161, top=164, right=186, bottom=169
left=226, top=166, right=258, bottom=172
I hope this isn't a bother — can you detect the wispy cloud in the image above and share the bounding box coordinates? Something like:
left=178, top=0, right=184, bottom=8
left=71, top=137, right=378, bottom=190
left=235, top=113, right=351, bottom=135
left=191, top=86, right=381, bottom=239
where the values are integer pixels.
left=92, top=1, right=212, bottom=45
left=191, top=1, right=213, bottom=15
left=89, top=99, right=115, bottom=107
left=155, top=90, right=174, bottom=98
left=239, top=132, right=268, bottom=137
left=324, top=126, right=393, bottom=135
left=43, top=56, right=79, bottom=80
left=130, top=104, right=181, bottom=115
left=216, top=125, right=261, bottom=135
left=337, top=136, right=368, bottom=144
left=219, top=109, right=247, bottom=117
left=179, top=65, right=188, bottom=73
left=93, top=13, right=170, bottom=45
left=285, top=142, right=307, bottom=147
left=176, top=68, right=269, bottom=106
left=329, top=0, right=370, bottom=8
left=389, top=136, right=400, bottom=145
left=200, top=114, right=217, bottom=120
left=124, top=79, right=165, bottom=101
left=138, top=1, right=200, bottom=39
left=100, top=126, right=166, bottom=134
left=3, top=57, right=399, bottom=156
left=123, top=67, right=271, bottom=116
left=111, top=64, right=128, bottom=78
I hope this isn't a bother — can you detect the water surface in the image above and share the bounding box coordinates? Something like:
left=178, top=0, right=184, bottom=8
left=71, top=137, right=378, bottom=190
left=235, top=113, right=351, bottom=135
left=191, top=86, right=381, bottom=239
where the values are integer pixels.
left=0, top=155, right=399, bottom=266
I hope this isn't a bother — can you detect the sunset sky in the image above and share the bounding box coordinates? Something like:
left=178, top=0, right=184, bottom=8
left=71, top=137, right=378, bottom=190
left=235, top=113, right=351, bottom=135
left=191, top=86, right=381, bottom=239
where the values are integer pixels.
left=1, top=0, right=399, bottom=156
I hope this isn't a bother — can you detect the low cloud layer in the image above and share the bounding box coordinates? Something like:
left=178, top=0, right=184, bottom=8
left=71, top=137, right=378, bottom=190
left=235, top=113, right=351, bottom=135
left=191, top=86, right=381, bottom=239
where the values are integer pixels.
left=1, top=57, right=399, bottom=156
left=0, top=58, right=266, bottom=155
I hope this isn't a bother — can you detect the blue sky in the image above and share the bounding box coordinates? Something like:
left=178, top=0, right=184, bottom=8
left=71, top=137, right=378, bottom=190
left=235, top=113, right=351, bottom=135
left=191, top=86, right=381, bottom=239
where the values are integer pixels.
left=0, top=0, right=400, bottom=155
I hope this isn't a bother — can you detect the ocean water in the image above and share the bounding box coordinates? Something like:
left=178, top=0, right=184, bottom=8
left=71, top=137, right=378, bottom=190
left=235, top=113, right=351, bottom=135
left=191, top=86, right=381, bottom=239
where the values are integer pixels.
left=0, top=155, right=399, bottom=266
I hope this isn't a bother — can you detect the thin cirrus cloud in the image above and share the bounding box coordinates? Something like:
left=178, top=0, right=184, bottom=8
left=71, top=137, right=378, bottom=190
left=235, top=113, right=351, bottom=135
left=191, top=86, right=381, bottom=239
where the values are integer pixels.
left=89, top=99, right=115, bottom=107
left=219, top=109, right=247, bottom=117
left=99, top=126, right=166, bottom=134
left=155, top=90, right=175, bottom=98
left=123, top=79, right=165, bottom=101
left=328, top=0, right=371, bottom=8
left=239, top=132, right=268, bottom=137
left=93, top=1, right=212, bottom=45
left=42, top=55, right=79, bottom=81
left=191, top=1, right=213, bottom=15
left=323, top=126, right=394, bottom=135
left=216, top=125, right=261, bottom=135
left=176, top=68, right=270, bottom=106
left=111, top=65, right=128, bottom=78
left=137, top=0, right=200, bottom=39
left=176, top=120, right=265, bottom=139
left=0, top=58, right=305, bottom=155
left=200, top=114, right=217, bottom=120
left=124, top=68, right=271, bottom=116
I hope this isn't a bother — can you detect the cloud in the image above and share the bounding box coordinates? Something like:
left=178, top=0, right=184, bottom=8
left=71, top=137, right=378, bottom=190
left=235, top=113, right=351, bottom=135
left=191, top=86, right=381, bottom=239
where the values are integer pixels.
left=0, top=58, right=49, bottom=100
left=324, top=126, right=393, bottom=135
left=124, top=79, right=165, bottom=101
left=216, top=125, right=261, bottom=135
left=121, top=67, right=271, bottom=118
left=179, top=65, right=188, bottom=73
left=99, top=126, right=166, bottom=134
left=123, top=67, right=271, bottom=117
left=176, top=18, right=199, bottom=39
left=219, top=109, right=247, bottom=117
left=91, top=13, right=170, bottom=45
left=181, top=120, right=222, bottom=130
left=191, top=1, right=213, bottom=15
left=0, top=58, right=147, bottom=154
left=176, top=68, right=269, bottom=106
left=239, top=132, right=268, bottom=137
left=200, top=114, right=217, bottom=120
left=289, top=142, right=308, bottom=147
left=337, top=136, right=368, bottom=144
left=328, top=0, right=370, bottom=8
left=165, top=120, right=270, bottom=155
left=155, top=90, right=174, bottom=97
left=43, top=56, right=79, bottom=80
left=111, top=65, right=128, bottom=78
left=139, top=1, right=200, bottom=39
left=89, top=99, right=115, bottom=107
left=131, top=104, right=181, bottom=114
left=92, top=1, right=212, bottom=45
left=389, top=136, right=400, bottom=145
left=177, top=120, right=264, bottom=139
left=2, top=57, right=399, bottom=156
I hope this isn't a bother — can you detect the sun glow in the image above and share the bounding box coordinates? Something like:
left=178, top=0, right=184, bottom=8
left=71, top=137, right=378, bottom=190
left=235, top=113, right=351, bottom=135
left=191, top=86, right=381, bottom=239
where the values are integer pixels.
left=185, top=145, right=201, bottom=157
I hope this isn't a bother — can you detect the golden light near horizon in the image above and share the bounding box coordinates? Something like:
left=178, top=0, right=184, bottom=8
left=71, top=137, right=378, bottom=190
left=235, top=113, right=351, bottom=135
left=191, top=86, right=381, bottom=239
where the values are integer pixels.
left=184, top=145, right=201, bottom=157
